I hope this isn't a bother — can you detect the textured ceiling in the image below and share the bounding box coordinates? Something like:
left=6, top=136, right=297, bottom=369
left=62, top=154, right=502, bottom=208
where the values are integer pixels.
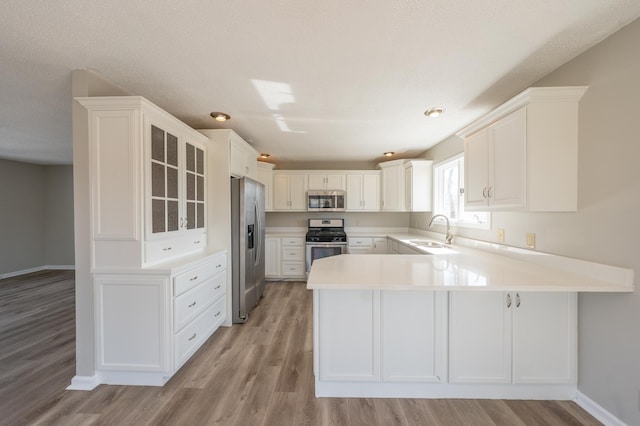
left=2, top=1, right=640, bottom=165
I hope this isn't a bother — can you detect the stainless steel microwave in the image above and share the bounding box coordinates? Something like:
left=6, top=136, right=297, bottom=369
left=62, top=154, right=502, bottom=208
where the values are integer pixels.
left=307, top=190, right=345, bottom=212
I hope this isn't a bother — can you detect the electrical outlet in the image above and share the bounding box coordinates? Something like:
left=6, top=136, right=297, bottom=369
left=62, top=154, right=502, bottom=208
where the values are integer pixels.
left=526, top=232, right=536, bottom=249
left=497, top=228, right=505, bottom=243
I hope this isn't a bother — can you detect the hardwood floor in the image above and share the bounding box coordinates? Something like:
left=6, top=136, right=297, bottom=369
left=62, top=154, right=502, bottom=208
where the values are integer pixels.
left=1, top=272, right=601, bottom=425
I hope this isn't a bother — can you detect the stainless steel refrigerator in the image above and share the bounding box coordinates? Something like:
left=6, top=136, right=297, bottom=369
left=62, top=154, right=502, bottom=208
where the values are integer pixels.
left=231, top=177, right=265, bottom=323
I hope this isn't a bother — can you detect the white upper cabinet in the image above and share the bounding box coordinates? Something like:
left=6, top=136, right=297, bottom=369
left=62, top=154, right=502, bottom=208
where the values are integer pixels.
left=307, top=172, right=346, bottom=190
left=404, top=160, right=433, bottom=212
left=378, top=159, right=406, bottom=211
left=256, top=162, right=275, bottom=212
left=459, top=86, right=587, bottom=212
left=378, top=159, right=432, bottom=212
left=207, top=129, right=258, bottom=180
left=345, top=171, right=380, bottom=211
left=273, top=172, right=307, bottom=211
left=77, top=96, right=209, bottom=268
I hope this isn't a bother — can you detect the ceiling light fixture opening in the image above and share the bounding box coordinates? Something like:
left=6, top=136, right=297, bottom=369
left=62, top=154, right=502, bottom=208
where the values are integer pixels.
left=259, top=153, right=271, bottom=159
left=383, top=152, right=395, bottom=157
left=210, top=112, right=231, bottom=122
left=424, top=107, right=444, bottom=117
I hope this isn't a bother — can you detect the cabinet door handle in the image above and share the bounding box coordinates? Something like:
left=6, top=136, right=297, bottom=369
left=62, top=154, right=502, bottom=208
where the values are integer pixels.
left=506, top=293, right=512, bottom=308
left=515, top=293, right=521, bottom=308
left=188, top=333, right=197, bottom=341
left=193, top=240, right=201, bottom=245
left=215, top=264, right=222, bottom=269
left=163, top=247, right=173, bottom=251
left=482, top=187, right=488, bottom=199
left=214, top=311, right=221, bottom=317
left=190, top=275, right=198, bottom=281
left=487, top=186, right=493, bottom=199
left=214, top=285, right=221, bottom=290
left=188, top=301, right=197, bottom=308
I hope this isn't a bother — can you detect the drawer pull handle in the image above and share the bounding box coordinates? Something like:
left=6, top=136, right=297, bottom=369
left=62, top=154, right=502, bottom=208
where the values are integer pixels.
left=515, top=293, right=521, bottom=308
left=214, top=285, right=221, bottom=290
left=163, top=247, right=172, bottom=251
left=214, top=311, right=221, bottom=317
left=216, top=264, right=222, bottom=268
left=190, top=276, right=198, bottom=281
left=188, top=333, right=197, bottom=341
left=193, top=240, right=201, bottom=244
left=506, top=293, right=512, bottom=308
left=188, top=301, right=197, bottom=308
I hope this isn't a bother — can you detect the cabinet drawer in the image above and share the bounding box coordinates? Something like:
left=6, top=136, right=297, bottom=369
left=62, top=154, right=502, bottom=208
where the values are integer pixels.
left=281, top=237, right=305, bottom=247
left=175, top=297, right=226, bottom=368
left=349, top=237, right=372, bottom=247
left=281, top=247, right=304, bottom=261
left=174, top=271, right=225, bottom=332
left=183, top=234, right=207, bottom=252
left=174, top=253, right=226, bottom=296
left=146, top=239, right=183, bottom=264
left=282, top=262, right=305, bottom=276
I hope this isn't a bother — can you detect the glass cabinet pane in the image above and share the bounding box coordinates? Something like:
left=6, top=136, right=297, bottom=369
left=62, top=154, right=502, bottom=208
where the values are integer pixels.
left=197, top=203, right=204, bottom=228
left=186, top=202, right=195, bottom=229
left=167, top=133, right=178, bottom=166
left=152, top=163, right=165, bottom=197
left=152, top=200, right=165, bottom=233
left=186, top=143, right=195, bottom=172
left=167, top=167, right=178, bottom=199
left=186, top=173, right=195, bottom=200
left=167, top=201, right=179, bottom=231
left=196, top=148, right=204, bottom=174
left=197, top=176, right=204, bottom=201
left=151, top=126, right=165, bottom=162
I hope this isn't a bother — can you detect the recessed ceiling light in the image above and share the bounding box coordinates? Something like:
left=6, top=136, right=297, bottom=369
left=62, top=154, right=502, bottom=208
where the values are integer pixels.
left=424, top=107, right=444, bottom=117
left=210, top=112, right=231, bottom=122
left=383, top=152, right=395, bottom=157
left=259, top=153, right=271, bottom=159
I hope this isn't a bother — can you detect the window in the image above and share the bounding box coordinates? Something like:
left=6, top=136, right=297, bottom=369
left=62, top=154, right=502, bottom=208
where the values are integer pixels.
left=433, top=154, right=490, bottom=228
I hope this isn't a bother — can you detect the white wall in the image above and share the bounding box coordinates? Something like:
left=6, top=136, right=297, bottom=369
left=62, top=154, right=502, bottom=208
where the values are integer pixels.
left=414, top=18, right=640, bottom=424
left=45, top=165, right=74, bottom=266
left=0, top=159, right=74, bottom=276
left=0, top=159, right=46, bottom=274
left=266, top=211, right=410, bottom=229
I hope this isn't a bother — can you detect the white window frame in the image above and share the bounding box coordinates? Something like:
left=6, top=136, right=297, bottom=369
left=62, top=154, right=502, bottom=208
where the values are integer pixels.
left=433, top=154, right=490, bottom=229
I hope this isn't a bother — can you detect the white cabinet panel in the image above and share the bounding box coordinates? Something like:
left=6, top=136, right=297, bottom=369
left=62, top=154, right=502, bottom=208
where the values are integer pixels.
left=450, top=291, right=576, bottom=385
left=265, top=237, right=281, bottom=278
left=404, top=160, right=433, bottom=212
left=381, top=291, right=444, bottom=382
left=307, top=173, right=345, bottom=190
left=256, top=162, right=275, bottom=212
left=449, top=291, right=511, bottom=383
left=372, top=238, right=387, bottom=254
left=379, top=160, right=406, bottom=211
left=460, top=87, right=586, bottom=212
left=512, top=292, right=577, bottom=384
left=319, top=289, right=380, bottom=381
left=346, top=172, right=380, bottom=211
left=273, top=173, right=307, bottom=211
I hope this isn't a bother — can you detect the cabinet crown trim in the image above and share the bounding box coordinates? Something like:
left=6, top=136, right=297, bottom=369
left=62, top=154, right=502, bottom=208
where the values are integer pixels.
left=456, top=86, right=588, bottom=138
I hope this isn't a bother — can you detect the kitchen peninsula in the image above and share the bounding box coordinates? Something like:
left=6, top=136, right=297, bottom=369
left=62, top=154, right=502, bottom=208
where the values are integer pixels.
left=306, top=240, right=633, bottom=399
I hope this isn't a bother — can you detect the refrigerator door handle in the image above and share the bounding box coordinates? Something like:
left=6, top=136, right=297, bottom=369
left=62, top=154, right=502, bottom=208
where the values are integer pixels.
left=254, top=202, right=262, bottom=266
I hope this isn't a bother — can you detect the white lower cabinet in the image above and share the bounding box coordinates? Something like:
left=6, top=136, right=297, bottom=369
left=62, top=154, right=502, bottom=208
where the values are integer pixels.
left=264, top=235, right=306, bottom=280
left=265, top=237, right=281, bottom=278
left=316, top=289, right=443, bottom=383
left=94, top=251, right=227, bottom=386
left=381, top=291, right=445, bottom=382
left=449, top=291, right=576, bottom=384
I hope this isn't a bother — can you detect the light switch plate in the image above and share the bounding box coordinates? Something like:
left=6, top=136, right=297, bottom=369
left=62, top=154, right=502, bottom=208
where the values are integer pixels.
left=526, top=233, right=536, bottom=249
left=497, top=228, right=505, bottom=243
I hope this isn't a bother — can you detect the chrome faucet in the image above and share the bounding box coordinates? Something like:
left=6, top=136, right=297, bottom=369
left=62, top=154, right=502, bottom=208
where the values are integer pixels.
left=428, top=214, right=453, bottom=245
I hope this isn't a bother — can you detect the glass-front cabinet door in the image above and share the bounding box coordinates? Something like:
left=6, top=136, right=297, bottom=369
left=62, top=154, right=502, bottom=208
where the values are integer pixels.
left=150, top=125, right=180, bottom=235
left=184, top=141, right=205, bottom=231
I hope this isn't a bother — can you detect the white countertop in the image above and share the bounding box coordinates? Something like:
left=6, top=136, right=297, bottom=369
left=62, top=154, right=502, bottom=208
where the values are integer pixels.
left=306, top=240, right=634, bottom=292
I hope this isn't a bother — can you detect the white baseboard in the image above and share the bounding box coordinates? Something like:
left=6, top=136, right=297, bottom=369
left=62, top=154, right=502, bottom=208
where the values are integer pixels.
left=575, top=391, right=626, bottom=426
left=0, top=264, right=75, bottom=279
left=67, top=374, right=102, bottom=391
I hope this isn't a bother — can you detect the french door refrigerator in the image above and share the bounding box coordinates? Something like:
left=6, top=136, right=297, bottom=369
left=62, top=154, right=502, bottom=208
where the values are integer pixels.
left=231, top=177, right=265, bottom=323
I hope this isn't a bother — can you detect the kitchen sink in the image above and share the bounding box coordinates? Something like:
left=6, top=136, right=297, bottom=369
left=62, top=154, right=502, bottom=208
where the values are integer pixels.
left=408, top=240, right=450, bottom=249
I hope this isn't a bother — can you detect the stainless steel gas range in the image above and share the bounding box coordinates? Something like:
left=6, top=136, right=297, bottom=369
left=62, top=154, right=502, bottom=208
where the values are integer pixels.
left=305, top=218, right=347, bottom=274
